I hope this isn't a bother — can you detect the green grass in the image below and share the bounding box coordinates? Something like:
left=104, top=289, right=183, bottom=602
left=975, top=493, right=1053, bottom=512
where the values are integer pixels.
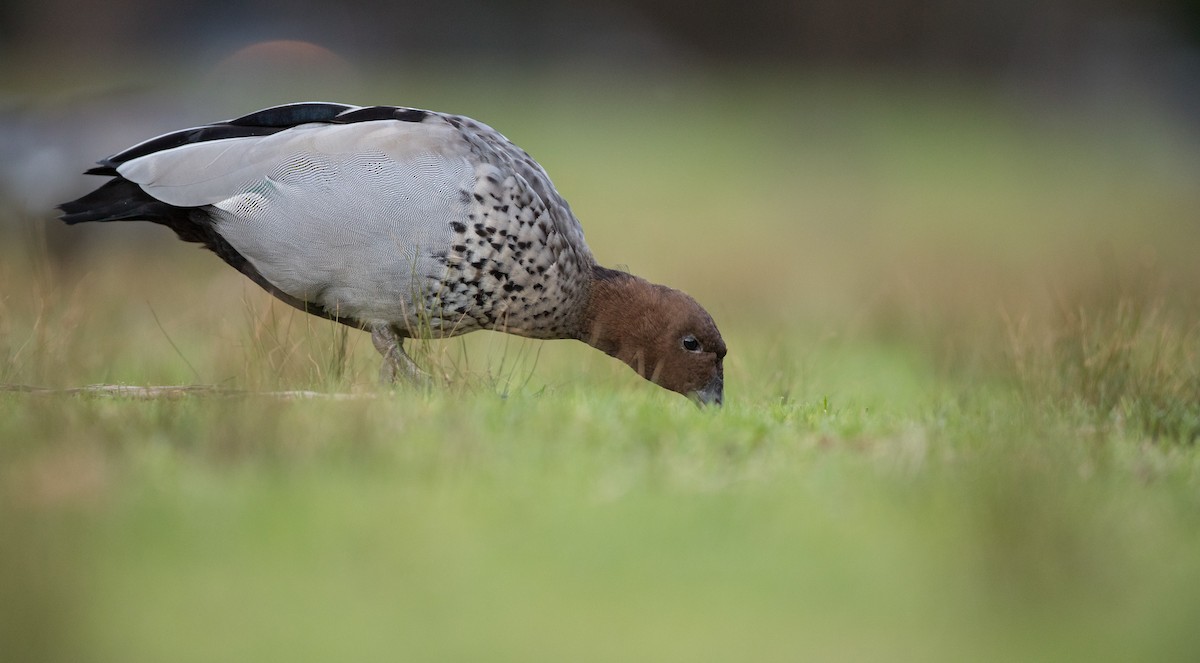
left=3, top=70, right=1200, bottom=662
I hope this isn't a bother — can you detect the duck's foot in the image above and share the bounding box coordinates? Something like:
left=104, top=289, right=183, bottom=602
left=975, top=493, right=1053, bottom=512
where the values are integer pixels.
left=370, top=323, right=431, bottom=387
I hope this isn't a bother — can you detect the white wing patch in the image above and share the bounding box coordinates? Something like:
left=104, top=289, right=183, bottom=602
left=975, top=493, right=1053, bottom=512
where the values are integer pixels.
left=120, top=121, right=476, bottom=326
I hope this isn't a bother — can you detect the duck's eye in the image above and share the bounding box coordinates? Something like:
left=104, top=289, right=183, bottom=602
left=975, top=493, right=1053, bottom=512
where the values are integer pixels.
left=681, top=334, right=702, bottom=353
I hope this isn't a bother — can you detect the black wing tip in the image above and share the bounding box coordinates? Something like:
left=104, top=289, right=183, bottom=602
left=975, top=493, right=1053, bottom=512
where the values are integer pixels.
left=103, top=124, right=287, bottom=167
left=230, top=102, right=430, bottom=127
left=227, top=102, right=356, bottom=127
left=83, top=102, right=433, bottom=172
left=332, top=105, right=429, bottom=124
left=57, top=191, right=97, bottom=221
left=57, top=204, right=106, bottom=224
left=85, top=163, right=119, bottom=176
left=55, top=177, right=155, bottom=225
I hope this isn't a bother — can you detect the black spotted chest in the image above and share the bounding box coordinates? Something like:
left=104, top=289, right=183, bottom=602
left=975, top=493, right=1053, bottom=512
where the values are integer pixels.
left=425, top=167, right=581, bottom=337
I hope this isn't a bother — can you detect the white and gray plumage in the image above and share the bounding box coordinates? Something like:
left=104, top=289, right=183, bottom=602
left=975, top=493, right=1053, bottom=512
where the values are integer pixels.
left=59, top=102, right=726, bottom=404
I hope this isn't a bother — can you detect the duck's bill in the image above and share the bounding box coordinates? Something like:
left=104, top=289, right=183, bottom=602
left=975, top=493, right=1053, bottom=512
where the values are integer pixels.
left=688, top=375, right=724, bottom=408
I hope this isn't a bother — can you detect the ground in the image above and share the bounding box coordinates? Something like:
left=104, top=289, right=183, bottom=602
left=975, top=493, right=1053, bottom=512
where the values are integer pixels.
left=2, top=71, right=1199, bottom=662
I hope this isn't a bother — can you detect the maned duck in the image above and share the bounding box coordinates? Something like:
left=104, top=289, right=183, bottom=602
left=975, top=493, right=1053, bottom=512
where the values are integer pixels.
left=58, top=102, right=726, bottom=405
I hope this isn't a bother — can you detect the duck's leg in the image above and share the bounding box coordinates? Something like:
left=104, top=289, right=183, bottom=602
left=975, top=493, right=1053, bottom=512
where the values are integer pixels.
left=370, top=323, right=429, bottom=386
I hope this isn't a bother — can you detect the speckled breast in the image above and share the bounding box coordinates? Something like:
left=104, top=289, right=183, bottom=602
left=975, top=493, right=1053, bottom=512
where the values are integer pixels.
left=420, top=163, right=584, bottom=338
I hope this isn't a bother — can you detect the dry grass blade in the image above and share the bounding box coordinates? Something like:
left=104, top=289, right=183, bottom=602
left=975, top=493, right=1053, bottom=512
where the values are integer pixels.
left=0, top=383, right=375, bottom=400
left=1003, top=265, right=1200, bottom=444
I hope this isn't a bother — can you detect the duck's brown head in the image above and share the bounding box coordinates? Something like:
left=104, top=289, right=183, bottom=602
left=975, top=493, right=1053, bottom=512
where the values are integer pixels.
left=580, top=267, right=726, bottom=406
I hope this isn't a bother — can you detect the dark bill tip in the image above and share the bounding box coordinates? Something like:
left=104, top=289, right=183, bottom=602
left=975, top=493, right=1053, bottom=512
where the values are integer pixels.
left=688, top=376, right=724, bottom=408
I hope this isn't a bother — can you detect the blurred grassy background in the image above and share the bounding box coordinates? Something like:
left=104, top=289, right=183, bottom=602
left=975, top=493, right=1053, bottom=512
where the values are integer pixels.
left=3, top=2, right=1200, bottom=660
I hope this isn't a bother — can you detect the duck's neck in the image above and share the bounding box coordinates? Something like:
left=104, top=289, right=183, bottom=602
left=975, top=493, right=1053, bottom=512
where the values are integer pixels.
left=577, top=266, right=661, bottom=381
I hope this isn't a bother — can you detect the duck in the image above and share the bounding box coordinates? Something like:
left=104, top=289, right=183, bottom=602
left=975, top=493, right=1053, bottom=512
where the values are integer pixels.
left=58, top=102, right=726, bottom=405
